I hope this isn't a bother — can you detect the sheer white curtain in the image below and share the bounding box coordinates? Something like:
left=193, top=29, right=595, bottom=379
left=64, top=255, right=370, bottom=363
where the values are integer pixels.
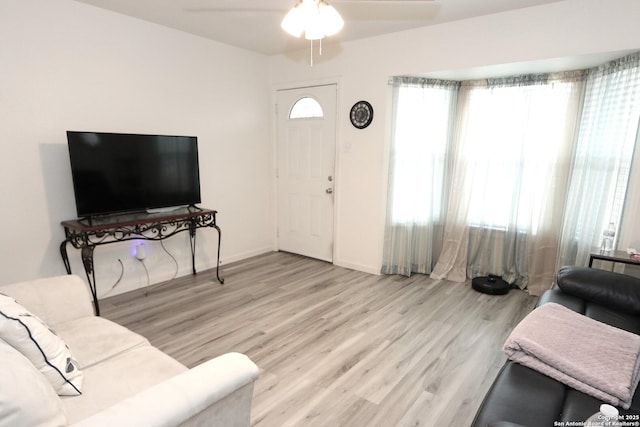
left=430, top=73, right=585, bottom=294
left=381, top=78, right=458, bottom=275
left=383, top=52, right=640, bottom=296
left=558, top=53, right=640, bottom=268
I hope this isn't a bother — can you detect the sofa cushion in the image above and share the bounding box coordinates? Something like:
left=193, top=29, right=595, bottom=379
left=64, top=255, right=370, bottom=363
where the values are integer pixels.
left=584, top=304, right=640, bottom=335
left=556, top=266, right=640, bottom=315
left=54, top=316, right=150, bottom=369
left=61, top=345, right=187, bottom=424
left=0, top=293, right=83, bottom=395
left=538, top=284, right=640, bottom=336
left=472, top=361, right=566, bottom=427
left=0, top=275, right=94, bottom=325
left=0, top=338, right=68, bottom=427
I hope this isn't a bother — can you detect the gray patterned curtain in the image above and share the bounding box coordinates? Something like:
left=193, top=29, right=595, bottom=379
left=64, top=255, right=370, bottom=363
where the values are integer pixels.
left=381, top=77, right=459, bottom=275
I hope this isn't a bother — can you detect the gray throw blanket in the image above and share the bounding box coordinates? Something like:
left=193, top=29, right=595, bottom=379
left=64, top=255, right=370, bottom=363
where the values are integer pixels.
left=503, top=302, right=640, bottom=409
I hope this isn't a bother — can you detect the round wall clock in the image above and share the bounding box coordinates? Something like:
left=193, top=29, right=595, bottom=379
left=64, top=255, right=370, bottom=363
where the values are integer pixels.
left=350, top=100, right=374, bottom=129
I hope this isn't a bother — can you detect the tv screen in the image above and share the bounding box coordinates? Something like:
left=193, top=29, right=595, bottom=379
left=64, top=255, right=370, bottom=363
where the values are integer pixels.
left=66, top=131, right=201, bottom=217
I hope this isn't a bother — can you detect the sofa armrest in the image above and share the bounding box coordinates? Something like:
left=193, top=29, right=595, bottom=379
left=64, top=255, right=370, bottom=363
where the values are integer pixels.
left=536, top=284, right=586, bottom=313
left=0, top=275, right=94, bottom=324
left=70, top=352, right=260, bottom=427
left=556, top=266, right=640, bottom=315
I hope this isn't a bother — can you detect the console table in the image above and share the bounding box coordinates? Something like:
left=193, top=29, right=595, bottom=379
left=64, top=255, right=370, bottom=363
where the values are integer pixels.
left=588, top=249, right=640, bottom=269
left=60, top=207, right=223, bottom=315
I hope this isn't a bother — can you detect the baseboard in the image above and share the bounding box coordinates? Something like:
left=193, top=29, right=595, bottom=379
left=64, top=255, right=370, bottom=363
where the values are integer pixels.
left=333, top=259, right=381, bottom=276
left=218, top=247, right=275, bottom=266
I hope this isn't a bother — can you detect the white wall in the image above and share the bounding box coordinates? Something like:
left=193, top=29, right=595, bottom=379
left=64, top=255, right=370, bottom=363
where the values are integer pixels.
left=2, top=0, right=640, bottom=297
left=0, top=0, right=272, bottom=296
left=268, top=0, right=640, bottom=274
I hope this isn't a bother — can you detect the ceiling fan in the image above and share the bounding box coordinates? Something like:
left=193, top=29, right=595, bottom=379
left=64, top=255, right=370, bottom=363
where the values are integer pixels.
left=184, top=0, right=437, bottom=19
left=185, top=0, right=437, bottom=64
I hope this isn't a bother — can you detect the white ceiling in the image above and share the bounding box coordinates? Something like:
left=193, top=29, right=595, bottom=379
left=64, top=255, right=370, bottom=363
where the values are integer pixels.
left=72, top=0, right=566, bottom=56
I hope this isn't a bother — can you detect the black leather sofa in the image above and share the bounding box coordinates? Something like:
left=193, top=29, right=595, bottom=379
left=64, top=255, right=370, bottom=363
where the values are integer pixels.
left=472, top=266, right=640, bottom=427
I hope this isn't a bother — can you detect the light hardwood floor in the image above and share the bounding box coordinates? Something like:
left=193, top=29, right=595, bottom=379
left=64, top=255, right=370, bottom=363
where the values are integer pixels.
left=101, top=251, right=537, bottom=427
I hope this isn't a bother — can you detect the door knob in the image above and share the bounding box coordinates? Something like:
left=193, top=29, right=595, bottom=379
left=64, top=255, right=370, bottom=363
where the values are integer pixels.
left=326, top=188, right=333, bottom=194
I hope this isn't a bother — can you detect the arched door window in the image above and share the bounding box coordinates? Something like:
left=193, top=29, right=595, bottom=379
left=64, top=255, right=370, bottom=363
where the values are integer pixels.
left=289, top=97, right=324, bottom=119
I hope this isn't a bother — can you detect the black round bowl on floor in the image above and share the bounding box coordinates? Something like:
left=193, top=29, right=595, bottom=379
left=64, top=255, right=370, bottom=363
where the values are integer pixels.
left=472, top=275, right=510, bottom=295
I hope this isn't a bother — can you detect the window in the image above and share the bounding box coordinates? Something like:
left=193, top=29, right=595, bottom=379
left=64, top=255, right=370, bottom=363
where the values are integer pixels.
left=582, top=66, right=640, bottom=231
left=383, top=52, right=640, bottom=287
left=560, top=59, right=640, bottom=257
left=460, top=80, right=578, bottom=233
left=388, top=77, right=580, bottom=234
left=289, top=97, right=323, bottom=119
left=389, top=84, right=455, bottom=224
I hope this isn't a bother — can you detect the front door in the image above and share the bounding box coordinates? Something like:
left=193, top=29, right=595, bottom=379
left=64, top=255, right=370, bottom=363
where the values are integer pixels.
left=276, top=84, right=337, bottom=262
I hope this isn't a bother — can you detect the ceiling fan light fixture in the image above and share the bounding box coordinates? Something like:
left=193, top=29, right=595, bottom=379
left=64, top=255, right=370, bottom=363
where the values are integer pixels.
left=281, top=6, right=304, bottom=38
left=281, top=0, right=344, bottom=40
left=304, top=23, right=325, bottom=41
left=318, top=2, right=344, bottom=37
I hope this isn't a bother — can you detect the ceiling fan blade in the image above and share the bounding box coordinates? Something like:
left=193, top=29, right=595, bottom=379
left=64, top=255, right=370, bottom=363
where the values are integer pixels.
left=184, top=0, right=438, bottom=21
left=334, top=1, right=438, bottom=21
left=184, top=7, right=285, bottom=13
left=185, top=0, right=434, bottom=8
left=333, top=0, right=435, bottom=3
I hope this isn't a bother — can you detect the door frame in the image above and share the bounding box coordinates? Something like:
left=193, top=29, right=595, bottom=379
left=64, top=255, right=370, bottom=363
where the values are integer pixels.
left=271, top=77, right=342, bottom=261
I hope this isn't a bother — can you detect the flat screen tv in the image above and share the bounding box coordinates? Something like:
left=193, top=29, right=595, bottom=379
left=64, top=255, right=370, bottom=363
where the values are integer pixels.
left=66, top=131, right=201, bottom=218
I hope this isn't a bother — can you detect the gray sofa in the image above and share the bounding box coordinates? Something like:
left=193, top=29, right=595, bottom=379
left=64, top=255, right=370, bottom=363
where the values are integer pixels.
left=0, top=274, right=259, bottom=427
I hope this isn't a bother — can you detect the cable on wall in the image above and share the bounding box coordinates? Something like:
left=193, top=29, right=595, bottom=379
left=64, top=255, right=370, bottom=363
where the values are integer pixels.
left=99, top=259, right=124, bottom=299
left=140, top=259, right=150, bottom=296
left=160, top=239, right=179, bottom=280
